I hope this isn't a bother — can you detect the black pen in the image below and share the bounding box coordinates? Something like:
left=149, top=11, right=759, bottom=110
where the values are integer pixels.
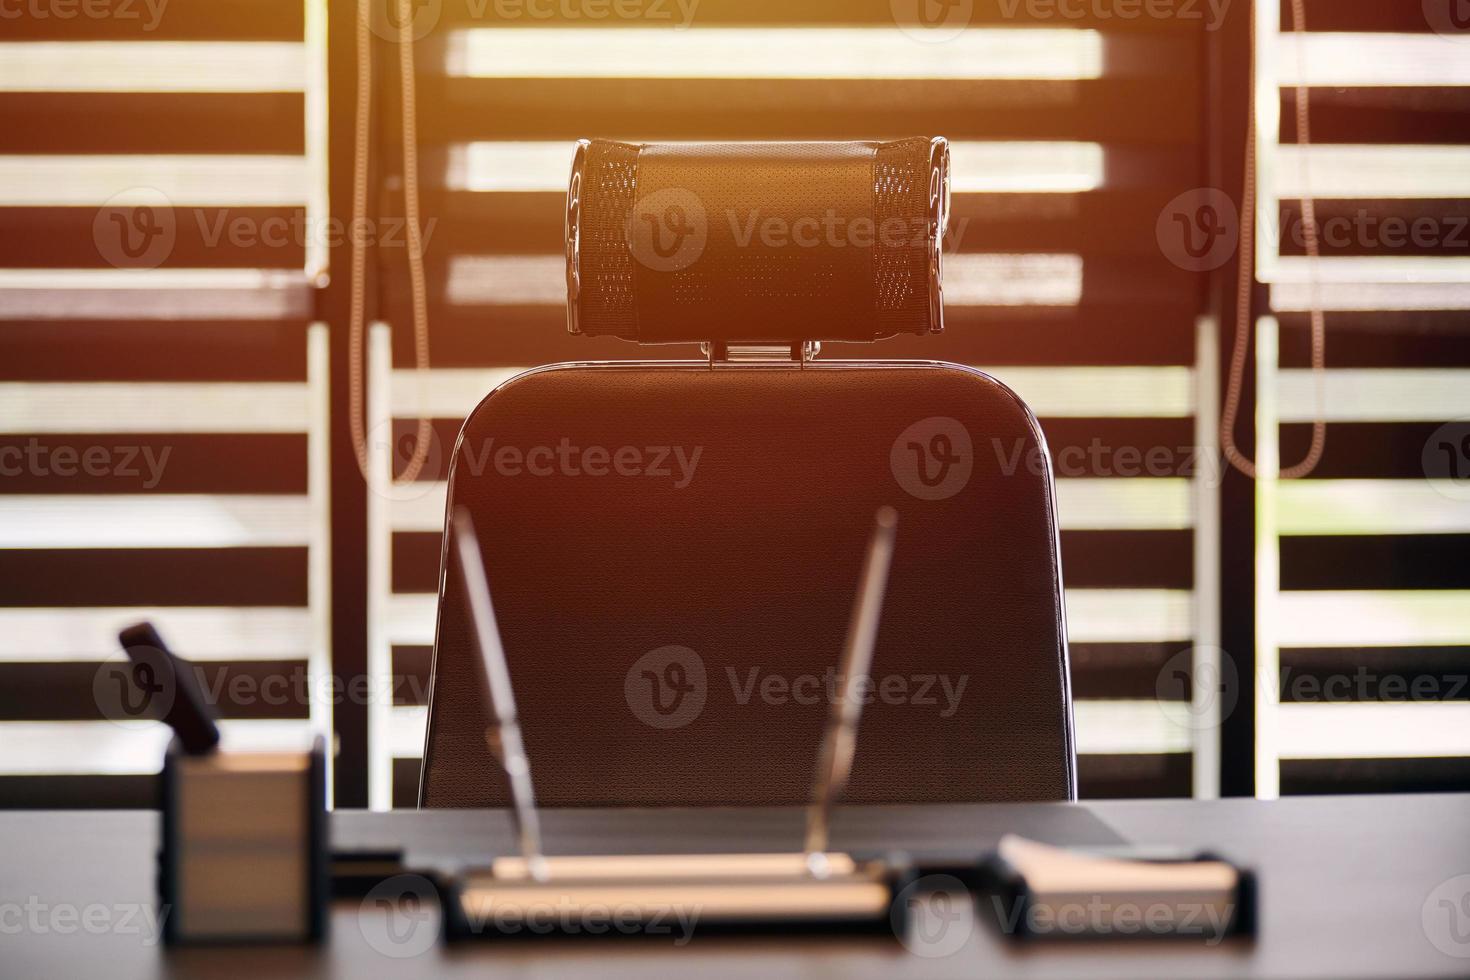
left=118, top=622, right=221, bottom=755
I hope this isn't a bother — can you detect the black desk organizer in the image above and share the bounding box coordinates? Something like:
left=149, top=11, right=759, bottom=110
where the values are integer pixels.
left=159, top=736, right=329, bottom=945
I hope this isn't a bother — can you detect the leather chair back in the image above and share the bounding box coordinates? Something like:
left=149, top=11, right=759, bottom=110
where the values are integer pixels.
left=420, top=359, right=1076, bottom=807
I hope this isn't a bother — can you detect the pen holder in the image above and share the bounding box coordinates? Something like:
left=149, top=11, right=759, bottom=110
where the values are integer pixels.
left=158, top=736, right=328, bottom=945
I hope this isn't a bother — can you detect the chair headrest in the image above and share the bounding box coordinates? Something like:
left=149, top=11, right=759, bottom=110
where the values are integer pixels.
left=565, top=139, right=950, bottom=345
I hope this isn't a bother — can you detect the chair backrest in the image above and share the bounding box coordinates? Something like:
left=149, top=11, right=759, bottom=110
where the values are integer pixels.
left=420, top=360, right=1075, bottom=807
left=420, top=138, right=1075, bottom=807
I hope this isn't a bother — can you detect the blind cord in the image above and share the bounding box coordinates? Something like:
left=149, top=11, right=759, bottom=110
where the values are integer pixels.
left=1220, top=0, right=1327, bottom=480
left=347, top=0, right=434, bottom=484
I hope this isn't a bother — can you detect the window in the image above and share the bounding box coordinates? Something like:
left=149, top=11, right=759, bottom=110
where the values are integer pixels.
left=1, top=0, right=1464, bottom=808
left=0, top=0, right=331, bottom=806
left=1250, top=1, right=1470, bottom=795
left=364, top=3, right=1215, bottom=806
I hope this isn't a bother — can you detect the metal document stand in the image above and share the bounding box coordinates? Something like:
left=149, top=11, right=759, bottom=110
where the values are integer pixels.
left=440, top=507, right=920, bottom=941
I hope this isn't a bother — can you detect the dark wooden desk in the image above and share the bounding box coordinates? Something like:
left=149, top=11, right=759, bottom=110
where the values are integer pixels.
left=3, top=795, right=1467, bottom=978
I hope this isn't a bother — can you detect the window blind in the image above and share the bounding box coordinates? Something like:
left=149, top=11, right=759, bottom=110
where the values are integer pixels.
left=1253, top=0, right=1470, bottom=796
left=366, top=1, right=1221, bottom=808
left=0, top=0, right=332, bottom=806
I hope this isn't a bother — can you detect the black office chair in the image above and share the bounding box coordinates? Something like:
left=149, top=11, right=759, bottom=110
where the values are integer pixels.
left=420, top=139, right=1075, bottom=807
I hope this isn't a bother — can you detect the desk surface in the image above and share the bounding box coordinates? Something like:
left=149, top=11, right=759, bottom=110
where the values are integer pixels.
left=3, top=794, right=1467, bottom=978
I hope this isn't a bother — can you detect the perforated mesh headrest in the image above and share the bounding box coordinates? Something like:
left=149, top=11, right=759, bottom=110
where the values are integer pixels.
left=565, top=139, right=950, bottom=345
